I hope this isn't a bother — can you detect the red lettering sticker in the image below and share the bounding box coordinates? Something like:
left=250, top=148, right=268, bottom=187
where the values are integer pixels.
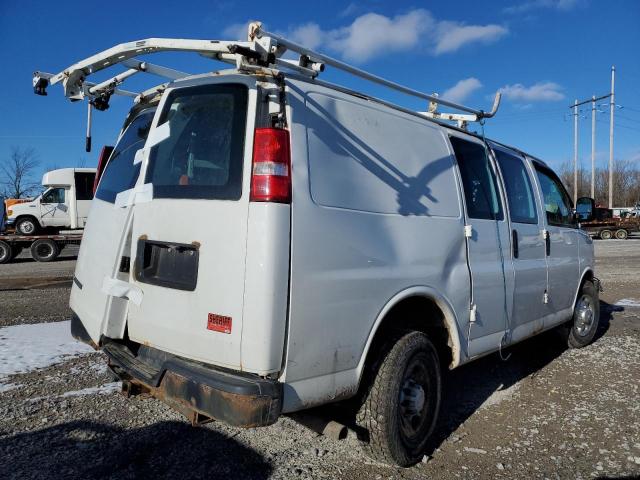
left=207, top=313, right=232, bottom=334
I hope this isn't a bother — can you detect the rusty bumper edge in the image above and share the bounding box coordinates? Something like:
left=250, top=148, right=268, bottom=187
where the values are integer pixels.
left=100, top=337, right=282, bottom=428
left=70, top=313, right=98, bottom=350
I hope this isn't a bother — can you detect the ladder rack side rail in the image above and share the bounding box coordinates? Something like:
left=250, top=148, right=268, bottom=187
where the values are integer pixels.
left=287, top=73, right=479, bottom=134
left=255, top=27, right=482, bottom=116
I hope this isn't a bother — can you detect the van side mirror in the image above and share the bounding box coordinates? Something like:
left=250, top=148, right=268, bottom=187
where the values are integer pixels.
left=93, top=145, right=114, bottom=195
left=576, top=197, right=595, bottom=222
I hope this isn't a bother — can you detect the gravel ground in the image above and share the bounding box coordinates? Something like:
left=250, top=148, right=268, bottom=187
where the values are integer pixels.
left=0, top=240, right=639, bottom=479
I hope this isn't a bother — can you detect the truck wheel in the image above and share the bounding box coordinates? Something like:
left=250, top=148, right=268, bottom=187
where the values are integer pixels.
left=0, top=240, right=13, bottom=264
left=16, top=217, right=38, bottom=235
left=30, top=239, right=59, bottom=262
left=567, top=280, right=600, bottom=348
left=357, top=331, right=441, bottom=467
left=599, top=229, right=612, bottom=240
left=615, top=229, right=628, bottom=240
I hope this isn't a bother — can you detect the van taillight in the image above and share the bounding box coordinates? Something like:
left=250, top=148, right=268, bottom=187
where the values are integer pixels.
left=250, top=128, right=291, bottom=203
left=93, top=145, right=114, bottom=195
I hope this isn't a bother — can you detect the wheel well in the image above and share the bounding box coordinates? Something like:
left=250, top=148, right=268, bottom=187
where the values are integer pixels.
left=360, top=296, right=453, bottom=387
left=15, top=215, right=40, bottom=226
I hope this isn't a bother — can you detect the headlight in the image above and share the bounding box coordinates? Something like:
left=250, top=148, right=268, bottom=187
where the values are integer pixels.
left=7, top=209, right=12, bottom=216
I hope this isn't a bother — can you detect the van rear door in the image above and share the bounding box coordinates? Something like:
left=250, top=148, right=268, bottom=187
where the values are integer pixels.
left=126, top=82, right=254, bottom=371
left=70, top=108, right=156, bottom=343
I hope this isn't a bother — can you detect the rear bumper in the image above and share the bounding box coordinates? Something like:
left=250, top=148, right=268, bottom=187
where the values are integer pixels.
left=71, top=313, right=282, bottom=427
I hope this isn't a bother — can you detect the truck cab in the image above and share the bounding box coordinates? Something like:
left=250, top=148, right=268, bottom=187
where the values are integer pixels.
left=5, top=168, right=96, bottom=234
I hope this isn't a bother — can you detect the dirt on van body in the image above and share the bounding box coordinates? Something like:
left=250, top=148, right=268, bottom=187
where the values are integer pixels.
left=1, top=240, right=639, bottom=479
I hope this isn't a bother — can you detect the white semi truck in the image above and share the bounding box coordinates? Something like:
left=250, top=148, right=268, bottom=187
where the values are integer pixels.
left=4, top=168, right=96, bottom=235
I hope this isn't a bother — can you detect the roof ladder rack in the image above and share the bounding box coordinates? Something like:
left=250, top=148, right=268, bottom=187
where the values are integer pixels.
left=33, top=22, right=501, bottom=140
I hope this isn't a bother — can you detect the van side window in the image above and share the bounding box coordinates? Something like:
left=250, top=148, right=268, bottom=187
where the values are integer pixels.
left=534, top=165, right=575, bottom=227
left=42, top=188, right=65, bottom=204
left=95, top=109, right=155, bottom=204
left=493, top=149, right=538, bottom=224
left=146, top=84, right=248, bottom=200
left=74, top=172, right=95, bottom=201
left=450, top=137, right=503, bottom=221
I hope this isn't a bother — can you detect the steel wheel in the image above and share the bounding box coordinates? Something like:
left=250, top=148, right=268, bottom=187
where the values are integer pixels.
left=398, top=358, right=431, bottom=445
left=600, top=229, right=612, bottom=240
left=615, top=229, right=628, bottom=240
left=16, top=218, right=37, bottom=235
left=574, top=294, right=595, bottom=337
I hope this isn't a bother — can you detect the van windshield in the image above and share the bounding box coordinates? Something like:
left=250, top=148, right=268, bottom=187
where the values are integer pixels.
left=95, top=108, right=156, bottom=203
left=145, top=83, right=248, bottom=200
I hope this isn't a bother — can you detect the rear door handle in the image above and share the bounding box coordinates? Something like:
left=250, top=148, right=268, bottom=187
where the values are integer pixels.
left=512, top=229, right=519, bottom=259
left=545, top=232, right=551, bottom=256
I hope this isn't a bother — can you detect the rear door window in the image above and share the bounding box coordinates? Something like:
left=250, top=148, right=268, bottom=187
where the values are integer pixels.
left=146, top=84, right=248, bottom=200
left=450, top=137, right=503, bottom=220
left=493, top=148, right=538, bottom=224
left=95, top=109, right=155, bottom=203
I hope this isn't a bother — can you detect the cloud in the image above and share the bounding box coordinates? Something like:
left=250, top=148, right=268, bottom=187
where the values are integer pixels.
left=441, top=78, right=483, bottom=103
left=224, top=10, right=508, bottom=63
left=434, top=23, right=508, bottom=55
left=503, top=0, right=580, bottom=14
left=222, top=22, right=250, bottom=40
left=498, top=82, right=565, bottom=102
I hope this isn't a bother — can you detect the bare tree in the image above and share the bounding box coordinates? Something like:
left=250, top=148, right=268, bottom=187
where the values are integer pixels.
left=559, top=160, right=640, bottom=207
left=0, top=147, right=41, bottom=198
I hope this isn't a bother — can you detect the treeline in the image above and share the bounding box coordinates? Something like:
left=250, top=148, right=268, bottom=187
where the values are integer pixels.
left=558, top=160, right=640, bottom=207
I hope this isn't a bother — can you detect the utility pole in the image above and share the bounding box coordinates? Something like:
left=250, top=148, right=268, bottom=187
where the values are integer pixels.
left=569, top=92, right=611, bottom=202
left=574, top=99, right=578, bottom=204
left=609, top=66, right=615, bottom=209
left=591, top=96, right=596, bottom=199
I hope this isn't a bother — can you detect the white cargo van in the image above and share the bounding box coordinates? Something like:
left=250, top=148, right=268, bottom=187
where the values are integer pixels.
left=5, top=168, right=96, bottom=234
left=35, top=26, right=600, bottom=466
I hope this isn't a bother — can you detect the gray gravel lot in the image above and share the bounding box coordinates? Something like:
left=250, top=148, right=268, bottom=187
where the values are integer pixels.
left=0, top=240, right=639, bottom=479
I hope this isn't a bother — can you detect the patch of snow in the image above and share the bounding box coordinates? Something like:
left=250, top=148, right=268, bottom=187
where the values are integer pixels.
left=0, top=383, right=21, bottom=393
left=0, top=320, right=94, bottom=390
left=614, top=298, right=640, bottom=308
left=60, top=382, right=121, bottom=398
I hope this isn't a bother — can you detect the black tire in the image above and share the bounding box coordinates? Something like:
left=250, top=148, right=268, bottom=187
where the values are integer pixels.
left=16, top=217, right=39, bottom=235
left=357, top=331, right=441, bottom=467
left=615, top=229, right=628, bottom=240
left=30, top=239, right=59, bottom=262
left=0, top=240, right=13, bottom=264
left=567, top=280, right=600, bottom=348
left=599, top=229, right=612, bottom=240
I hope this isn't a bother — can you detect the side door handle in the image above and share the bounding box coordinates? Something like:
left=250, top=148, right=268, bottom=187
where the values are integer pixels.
left=543, top=229, right=550, bottom=256
left=512, top=229, right=519, bottom=259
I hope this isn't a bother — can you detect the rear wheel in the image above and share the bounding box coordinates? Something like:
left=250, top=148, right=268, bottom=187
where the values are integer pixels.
left=567, top=280, right=600, bottom=348
left=357, top=331, right=441, bottom=466
left=615, top=229, right=628, bottom=240
left=599, top=229, right=612, bottom=240
left=16, top=217, right=39, bottom=235
left=30, top=239, right=59, bottom=262
left=0, top=240, right=13, bottom=264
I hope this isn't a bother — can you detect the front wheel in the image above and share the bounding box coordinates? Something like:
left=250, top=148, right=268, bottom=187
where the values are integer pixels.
left=357, top=331, right=441, bottom=466
left=16, top=217, right=39, bottom=235
left=567, top=280, right=600, bottom=348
